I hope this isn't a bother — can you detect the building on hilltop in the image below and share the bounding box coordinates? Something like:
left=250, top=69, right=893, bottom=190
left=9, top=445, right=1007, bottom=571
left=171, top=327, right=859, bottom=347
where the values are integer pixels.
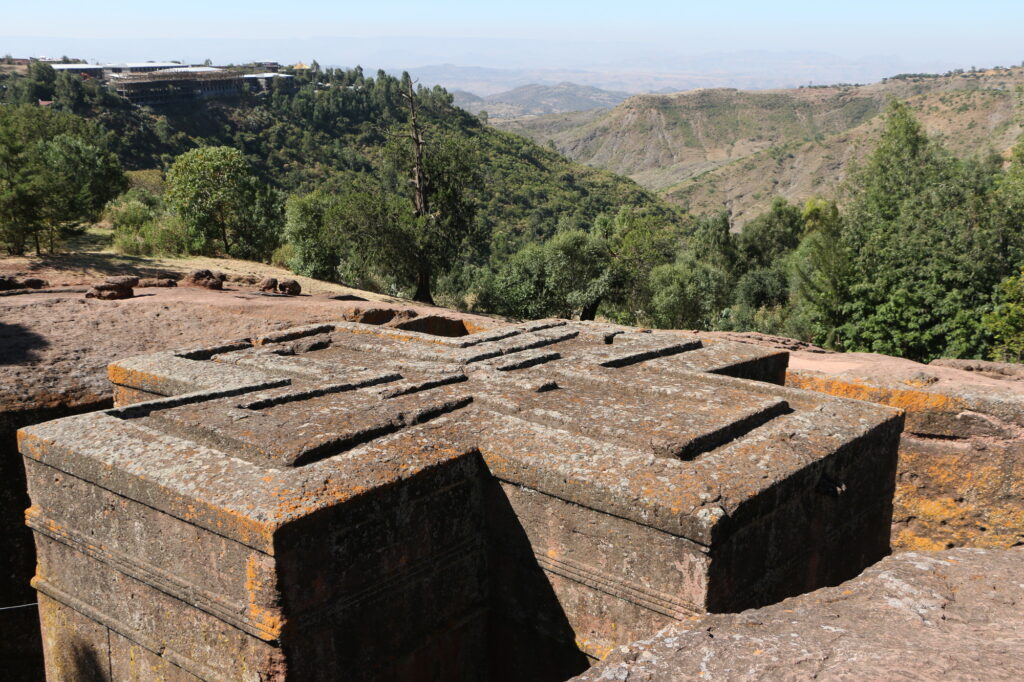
left=109, top=67, right=242, bottom=105
left=249, top=61, right=282, bottom=72
left=49, top=63, right=104, bottom=79
left=242, top=71, right=296, bottom=93
left=102, top=61, right=183, bottom=75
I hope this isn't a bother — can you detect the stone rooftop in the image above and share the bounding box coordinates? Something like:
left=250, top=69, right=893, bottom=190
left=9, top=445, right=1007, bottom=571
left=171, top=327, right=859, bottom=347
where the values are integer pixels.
left=21, top=318, right=902, bottom=680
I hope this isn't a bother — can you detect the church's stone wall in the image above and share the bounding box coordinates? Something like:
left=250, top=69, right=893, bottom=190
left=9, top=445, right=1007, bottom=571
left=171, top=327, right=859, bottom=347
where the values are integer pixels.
left=21, top=319, right=901, bottom=680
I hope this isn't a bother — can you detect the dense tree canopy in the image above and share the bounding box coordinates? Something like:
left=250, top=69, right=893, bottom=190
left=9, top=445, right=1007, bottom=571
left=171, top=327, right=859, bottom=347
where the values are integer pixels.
left=0, top=105, right=125, bottom=254
left=4, top=65, right=1024, bottom=363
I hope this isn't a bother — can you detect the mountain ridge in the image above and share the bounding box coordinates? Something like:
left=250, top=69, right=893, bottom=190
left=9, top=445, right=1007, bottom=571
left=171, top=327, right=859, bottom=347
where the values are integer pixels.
left=496, top=67, right=1024, bottom=223
left=452, top=82, right=629, bottom=119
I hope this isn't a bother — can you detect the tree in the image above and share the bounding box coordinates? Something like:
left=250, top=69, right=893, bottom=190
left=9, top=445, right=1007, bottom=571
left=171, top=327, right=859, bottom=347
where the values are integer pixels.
left=648, top=252, right=731, bottom=330
left=37, top=134, right=127, bottom=250
left=380, top=74, right=481, bottom=303
left=600, top=207, right=679, bottom=322
left=736, top=198, right=803, bottom=271
left=283, top=175, right=394, bottom=288
left=983, top=268, right=1024, bottom=362
left=481, top=229, right=611, bottom=320
left=0, top=105, right=124, bottom=254
left=165, top=146, right=281, bottom=259
left=688, top=211, right=738, bottom=277
left=791, top=198, right=853, bottom=347
left=830, top=101, right=1019, bottom=360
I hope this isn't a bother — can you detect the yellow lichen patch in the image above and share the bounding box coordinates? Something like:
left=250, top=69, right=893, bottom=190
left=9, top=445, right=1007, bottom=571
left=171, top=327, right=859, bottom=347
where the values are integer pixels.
left=107, top=365, right=170, bottom=395
left=788, top=374, right=962, bottom=416
left=245, top=554, right=283, bottom=640
left=892, top=530, right=947, bottom=552
left=576, top=636, right=615, bottom=660
left=898, top=492, right=964, bottom=525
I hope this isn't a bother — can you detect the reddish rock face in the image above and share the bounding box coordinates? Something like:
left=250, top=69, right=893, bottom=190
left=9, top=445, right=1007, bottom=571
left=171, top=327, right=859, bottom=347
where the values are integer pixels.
left=137, top=277, right=177, bottom=288
left=22, top=320, right=901, bottom=680
left=704, top=332, right=1024, bottom=550
left=182, top=269, right=225, bottom=290
left=574, top=547, right=1024, bottom=681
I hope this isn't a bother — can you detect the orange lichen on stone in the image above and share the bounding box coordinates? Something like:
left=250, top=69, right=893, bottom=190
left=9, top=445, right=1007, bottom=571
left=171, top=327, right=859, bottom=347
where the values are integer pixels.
left=786, top=374, right=961, bottom=416
left=245, top=554, right=284, bottom=640
left=892, top=437, right=1023, bottom=549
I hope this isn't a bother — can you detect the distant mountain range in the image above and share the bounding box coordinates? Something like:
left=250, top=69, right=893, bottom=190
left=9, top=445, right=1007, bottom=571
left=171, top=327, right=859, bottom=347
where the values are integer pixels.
left=451, top=83, right=629, bottom=119
left=495, top=67, right=1024, bottom=224
left=401, top=52, right=961, bottom=96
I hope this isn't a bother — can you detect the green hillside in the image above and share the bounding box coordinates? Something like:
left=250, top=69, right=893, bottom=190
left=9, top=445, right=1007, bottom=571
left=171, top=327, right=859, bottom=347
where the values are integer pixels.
left=498, top=67, right=1024, bottom=222
left=454, top=82, right=629, bottom=119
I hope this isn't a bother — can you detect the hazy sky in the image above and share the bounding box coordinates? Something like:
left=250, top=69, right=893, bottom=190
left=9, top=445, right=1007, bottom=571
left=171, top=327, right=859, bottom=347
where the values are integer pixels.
left=4, top=1, right=1024, bottom=70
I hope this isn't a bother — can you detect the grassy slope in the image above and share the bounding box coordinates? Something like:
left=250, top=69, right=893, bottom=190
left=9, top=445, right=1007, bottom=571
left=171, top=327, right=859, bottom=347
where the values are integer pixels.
left=667, top=86, right=1024, bottom=224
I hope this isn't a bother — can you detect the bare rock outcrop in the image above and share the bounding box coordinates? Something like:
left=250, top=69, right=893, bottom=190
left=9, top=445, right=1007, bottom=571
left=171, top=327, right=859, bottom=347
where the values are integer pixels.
left=258, top=276, right=278, bottom=292
left=85, top=276, right=138, bottom=301
left=182, top=269, right=225, bottom=290
left=229, top=273, right=260, bottom=286
left=277, top=278, right=301, bottom=296
left=21, top=277, right=48, bottom=290
left=576, top=548, right=1024, bottom=681
left=931, top=356, right=1024, bottom=382
left=0, top=275, right=49, bottom=291
left=702, top=331, right=1024, bottom=550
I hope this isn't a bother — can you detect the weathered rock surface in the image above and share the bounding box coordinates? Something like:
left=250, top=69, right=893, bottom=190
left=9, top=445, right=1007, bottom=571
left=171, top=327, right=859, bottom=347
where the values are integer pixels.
left=20, top=277, right=47, bottom=289
left=931, top=356, right=1024, bottom=382
left=182, top=269, right=225, bottom=290
left=136, top=277, right=177, bottom=288
left=85, top=276, right=138, bottom=301
left=703, top=332, right=1024, bottom=550
left=24, top=318, right=900, bottom=680
left=258, top=276, right=278, bottom=292
left=575, top=548, right=1024, bottom=682
left=0, top=287, right=499, bottom=680
left=0, top=275, right=49, bottom=291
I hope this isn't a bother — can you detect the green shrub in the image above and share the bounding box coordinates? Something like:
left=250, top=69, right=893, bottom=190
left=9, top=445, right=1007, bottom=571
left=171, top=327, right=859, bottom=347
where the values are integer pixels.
left=983, top=269, right=1024, bottom=362
left=104, top=189, right=161, bottom=231
left=112, top=213, right=188, bottom=256
left=270, top=242, right=296, bottom=269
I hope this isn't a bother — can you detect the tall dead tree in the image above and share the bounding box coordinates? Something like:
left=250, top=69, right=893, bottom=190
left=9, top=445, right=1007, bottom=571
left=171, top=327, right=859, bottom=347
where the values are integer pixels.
left=400, top=78, right=434, bottom=304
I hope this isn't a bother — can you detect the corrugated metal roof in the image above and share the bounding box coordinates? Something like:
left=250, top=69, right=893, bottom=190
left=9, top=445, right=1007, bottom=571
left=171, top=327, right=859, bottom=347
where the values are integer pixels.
left=50, top=63, right=102, bottom=70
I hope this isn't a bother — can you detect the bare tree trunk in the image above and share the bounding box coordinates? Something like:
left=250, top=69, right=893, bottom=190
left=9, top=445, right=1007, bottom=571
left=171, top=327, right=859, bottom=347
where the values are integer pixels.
left=401, top=79, right=433, bottom=304
left=580, top=298, right=601, bottom=321
left=401, top=81, right=429, bottom=221
left=413, top=263, right=434, bottom=305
